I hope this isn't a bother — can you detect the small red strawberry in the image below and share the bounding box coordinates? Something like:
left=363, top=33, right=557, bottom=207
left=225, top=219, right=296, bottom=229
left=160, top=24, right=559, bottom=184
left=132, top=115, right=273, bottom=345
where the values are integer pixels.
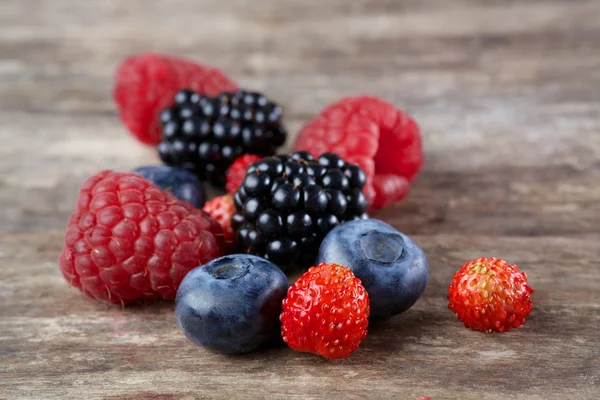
left=280, top=263, right=370, bottom=359
left=58, top=170, right=224, bottom=304
left=225, top=154, right=262, bottom=195
left=448, top=257, right=534, bottom=333
left=203, top=195, right=237, bottom=253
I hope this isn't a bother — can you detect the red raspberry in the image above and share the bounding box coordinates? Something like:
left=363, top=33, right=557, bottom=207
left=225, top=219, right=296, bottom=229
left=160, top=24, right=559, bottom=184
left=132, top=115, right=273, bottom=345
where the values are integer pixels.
left=202, top=194, right=237, bottom=253
left=280, top=263, right=370, bottom=359
left=114, top=53, right=238, bottom=145
left=293, top=96, right=423, bottom=210
left=58, top=171, right=224, bottom=304
left=225, top=154, right=262, bottom=195
left=448, top=257, right=534, bottom=333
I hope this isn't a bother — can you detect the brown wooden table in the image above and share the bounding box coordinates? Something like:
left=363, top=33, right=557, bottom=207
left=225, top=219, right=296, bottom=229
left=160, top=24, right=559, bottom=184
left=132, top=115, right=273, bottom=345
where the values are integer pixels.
left=1, top=1, right=599, bottom=399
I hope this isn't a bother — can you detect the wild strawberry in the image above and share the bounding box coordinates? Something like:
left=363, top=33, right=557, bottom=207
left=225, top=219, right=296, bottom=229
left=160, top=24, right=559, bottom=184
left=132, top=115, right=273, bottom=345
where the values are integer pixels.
left=203, top=195, right=237, bottom=253
left=225, top=154, right=262, bottom=195
left=280, top=262, right=370, bottom=359
left=448, top=257, right=534, bottom=333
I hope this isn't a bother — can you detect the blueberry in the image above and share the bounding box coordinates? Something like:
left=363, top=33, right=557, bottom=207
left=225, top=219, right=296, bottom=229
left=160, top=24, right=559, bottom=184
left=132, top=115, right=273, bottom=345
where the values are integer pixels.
left=132, top=165, right=205, bottom=208
left=175, top=254, right=288, bottom=354
left=317, top=219, right=428, bottom=320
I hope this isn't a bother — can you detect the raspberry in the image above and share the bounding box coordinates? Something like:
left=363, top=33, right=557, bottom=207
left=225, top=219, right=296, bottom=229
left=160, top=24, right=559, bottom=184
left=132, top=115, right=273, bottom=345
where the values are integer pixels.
left=157, top=89, right=287, bottom=186
left=114, top=53, right=238, bottom=145
left=231, top=151, right=369, bottom=269
left=226, top=154, right=262, bottom=195
left=202, top=195, right=237, bottom=253
left=280, top=263, right=370, bottom=359
left=293, top=96, right=423, bottom=210
left=58, top=171, right=224, bottom=304
left=448, top=257, right=534, bottom=333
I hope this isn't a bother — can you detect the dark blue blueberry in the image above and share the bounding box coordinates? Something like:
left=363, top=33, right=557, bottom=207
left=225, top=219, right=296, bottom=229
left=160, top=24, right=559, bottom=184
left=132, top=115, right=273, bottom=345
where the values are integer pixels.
left=317, top=219, right=428, bottom=320
left=175, top=254, right=289, bottom=354
left=132, top=165, right=205, bottom=208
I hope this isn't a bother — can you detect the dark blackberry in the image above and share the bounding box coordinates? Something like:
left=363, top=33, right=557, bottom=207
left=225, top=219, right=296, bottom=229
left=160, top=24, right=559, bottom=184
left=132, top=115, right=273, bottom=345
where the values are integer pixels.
left=232, top=151, right=369, bottom=270
left=158, top=89, right=287, bottom=186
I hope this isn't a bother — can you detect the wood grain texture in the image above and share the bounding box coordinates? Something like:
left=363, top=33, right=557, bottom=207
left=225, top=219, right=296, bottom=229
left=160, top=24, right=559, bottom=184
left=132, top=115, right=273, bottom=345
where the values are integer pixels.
left=1, top=0, right=599, bottom=399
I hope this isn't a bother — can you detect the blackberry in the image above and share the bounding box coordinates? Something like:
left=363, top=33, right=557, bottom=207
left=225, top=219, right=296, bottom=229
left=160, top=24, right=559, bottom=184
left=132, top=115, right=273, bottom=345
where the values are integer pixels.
left=157, top=89, right=286, bottom=186
left=232, top=151, right=369, bottom=269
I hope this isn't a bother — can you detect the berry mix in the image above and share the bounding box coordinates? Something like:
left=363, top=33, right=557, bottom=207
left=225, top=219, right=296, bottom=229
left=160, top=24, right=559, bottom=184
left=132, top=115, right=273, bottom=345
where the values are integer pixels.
left=58, top=53, right=534, bottom=359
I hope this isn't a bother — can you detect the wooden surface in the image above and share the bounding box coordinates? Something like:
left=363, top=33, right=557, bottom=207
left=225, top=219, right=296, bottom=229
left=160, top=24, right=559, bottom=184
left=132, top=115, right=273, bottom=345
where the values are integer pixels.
left=1, top=0, right=600, bottom=399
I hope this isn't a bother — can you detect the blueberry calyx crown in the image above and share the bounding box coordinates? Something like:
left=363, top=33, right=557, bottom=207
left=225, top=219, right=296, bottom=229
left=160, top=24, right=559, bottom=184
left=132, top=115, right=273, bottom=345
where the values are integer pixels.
left=157, top=89, right=287, bottom=186
left=358, top=231, right=405, bottom=264
left=231, top=151, right=369, bottom=269
left=210, top=264, right=249, bottom=280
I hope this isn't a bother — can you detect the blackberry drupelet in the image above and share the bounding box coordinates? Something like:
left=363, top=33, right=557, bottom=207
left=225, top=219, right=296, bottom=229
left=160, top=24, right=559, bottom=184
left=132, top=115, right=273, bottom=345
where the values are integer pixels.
left=157, top=89, right=286, bottom=186
left=231, top=151, right=369, bottom=269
